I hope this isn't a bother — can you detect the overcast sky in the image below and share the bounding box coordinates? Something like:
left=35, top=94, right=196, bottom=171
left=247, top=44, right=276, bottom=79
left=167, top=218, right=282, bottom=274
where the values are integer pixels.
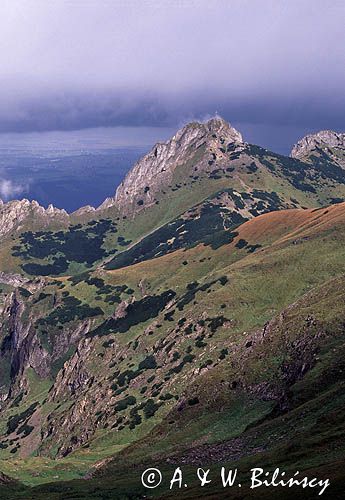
left=0, top=0, right=344, bottom=152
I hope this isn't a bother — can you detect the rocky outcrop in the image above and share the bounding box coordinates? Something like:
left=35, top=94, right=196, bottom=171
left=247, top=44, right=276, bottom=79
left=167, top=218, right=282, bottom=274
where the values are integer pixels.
left=49, top=330, right=94, bottom=401
left=0, top=199, right=69, bottom=239
left=0, top=471, right=17, bottom=485
left=0, top=290, right=90, bottom=402
left=72, top=205, right=96, bottom=217
left=291, top=129, right=345, bottom=164
left=98, top=116, right=243, bottom=214
left=0, top=272, right=44, bottom=293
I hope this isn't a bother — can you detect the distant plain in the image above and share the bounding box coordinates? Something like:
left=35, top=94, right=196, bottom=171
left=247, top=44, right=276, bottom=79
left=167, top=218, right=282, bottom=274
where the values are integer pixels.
left=0, top=126, right=179, bottom=212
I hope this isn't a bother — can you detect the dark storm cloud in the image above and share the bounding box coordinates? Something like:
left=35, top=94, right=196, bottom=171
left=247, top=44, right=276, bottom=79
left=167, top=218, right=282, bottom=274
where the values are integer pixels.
left=0, top=0, right=344, bottom=149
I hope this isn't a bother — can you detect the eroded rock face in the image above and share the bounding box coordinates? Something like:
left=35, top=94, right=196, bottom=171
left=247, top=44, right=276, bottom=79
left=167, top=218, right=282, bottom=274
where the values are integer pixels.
left=50, top=332, right=94, bottom=401
left=291, top=130, right=345, bottom=163
left=0, top=291, right=89, bottom=402
left=72, top=205, right=96, bottom=217
left=99, top=117, right=243, bottom=214
left=0, top=199, right=69, bottom=239
left=0, top=272, right=44, bottom=292
left=0, top=471, right=17, bottom=485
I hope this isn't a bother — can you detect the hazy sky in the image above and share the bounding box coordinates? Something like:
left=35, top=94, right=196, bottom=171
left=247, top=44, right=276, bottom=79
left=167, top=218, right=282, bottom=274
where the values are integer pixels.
left=0, top=0, right=344, bottom=151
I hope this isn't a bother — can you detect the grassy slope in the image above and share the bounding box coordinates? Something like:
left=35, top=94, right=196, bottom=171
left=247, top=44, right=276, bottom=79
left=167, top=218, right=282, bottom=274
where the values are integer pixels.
left=92, top=274, right=345, bottom=498
left=3, top=139, right=345, bottom=277
left=1, top=204, right=345, bottom=495
left=3, top=272, right=345, bottom=498
left=2, top=135, right=345, bottom=497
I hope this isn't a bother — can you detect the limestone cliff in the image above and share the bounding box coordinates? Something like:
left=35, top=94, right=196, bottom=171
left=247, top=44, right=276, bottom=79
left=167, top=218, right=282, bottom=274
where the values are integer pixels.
left=0, top=199, right=69, bottom=239
left=99, top=116, right=243, bottom=214
left=291, top=129, right=345, bottom=169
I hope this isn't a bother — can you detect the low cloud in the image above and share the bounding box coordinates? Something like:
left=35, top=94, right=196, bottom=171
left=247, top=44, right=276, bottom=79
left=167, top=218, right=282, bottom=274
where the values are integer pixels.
left=0, top=179, right=27, bottom=201
left=0, top=1, right=343, bottom=137
left=0, top=1, right=343, bottom=154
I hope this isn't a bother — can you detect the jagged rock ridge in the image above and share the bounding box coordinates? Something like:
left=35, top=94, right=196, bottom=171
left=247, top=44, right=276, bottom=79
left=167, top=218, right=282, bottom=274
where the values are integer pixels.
left=99, top=116, right=243, bottom=213
left=2, top=121, right=345, bottom=236
left=0, top=199, right=69, bottom=239
left=291, top=129, right=345, bottom=166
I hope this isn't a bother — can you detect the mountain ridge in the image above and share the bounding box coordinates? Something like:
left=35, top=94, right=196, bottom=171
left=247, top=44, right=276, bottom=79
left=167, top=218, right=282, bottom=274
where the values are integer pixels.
left=0, top=117, right=345, bottom=497
left=291, top=129, right=345, bottom=159
left=2, top=117, right=345, bottom=277
left=1, top=118, right=344, bottom=239
left=99, top=116, right=243, bottom=213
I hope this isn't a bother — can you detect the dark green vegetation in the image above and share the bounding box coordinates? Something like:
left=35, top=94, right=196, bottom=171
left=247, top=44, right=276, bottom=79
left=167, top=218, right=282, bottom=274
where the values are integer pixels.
left=89, top=289, right=176, bottom=337
left=106, top=200, right=245, bottom=269
left=105, top=187, right=291, bottom=270
left=246, top=143, right=345, bottom=193
left=6, top=403, right=38, bottom=435
left=0, top=120, right=345, bottom=498
left=37, top=295, right=103, bottom=326
left=13, top=219, right=118, bottom=276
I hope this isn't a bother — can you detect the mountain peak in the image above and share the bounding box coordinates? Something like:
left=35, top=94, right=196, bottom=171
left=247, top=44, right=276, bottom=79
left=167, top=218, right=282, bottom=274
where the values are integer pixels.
left=99, top=117, right=243, bottom=213
left=179, top=115, right=242, bottom=143
left=0, top=198, right=68, bottom=239
left=291, top=129, right=345, bottom=160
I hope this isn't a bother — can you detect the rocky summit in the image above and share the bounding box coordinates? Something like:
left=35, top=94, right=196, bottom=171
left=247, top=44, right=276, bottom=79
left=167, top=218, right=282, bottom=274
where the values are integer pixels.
left=291, top=129, right=345, bottom=159
left=0, top=198, right=69, bottom=239
left=0, top=118, right=344, bottom=499
left=291, top=129, right=345, bottom=172
left=99, top=117, right=243, bottom=213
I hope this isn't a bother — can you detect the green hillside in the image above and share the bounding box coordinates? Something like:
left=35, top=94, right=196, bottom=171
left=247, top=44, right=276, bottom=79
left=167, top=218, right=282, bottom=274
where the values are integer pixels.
left=0, top=120, right=345, bottom=498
